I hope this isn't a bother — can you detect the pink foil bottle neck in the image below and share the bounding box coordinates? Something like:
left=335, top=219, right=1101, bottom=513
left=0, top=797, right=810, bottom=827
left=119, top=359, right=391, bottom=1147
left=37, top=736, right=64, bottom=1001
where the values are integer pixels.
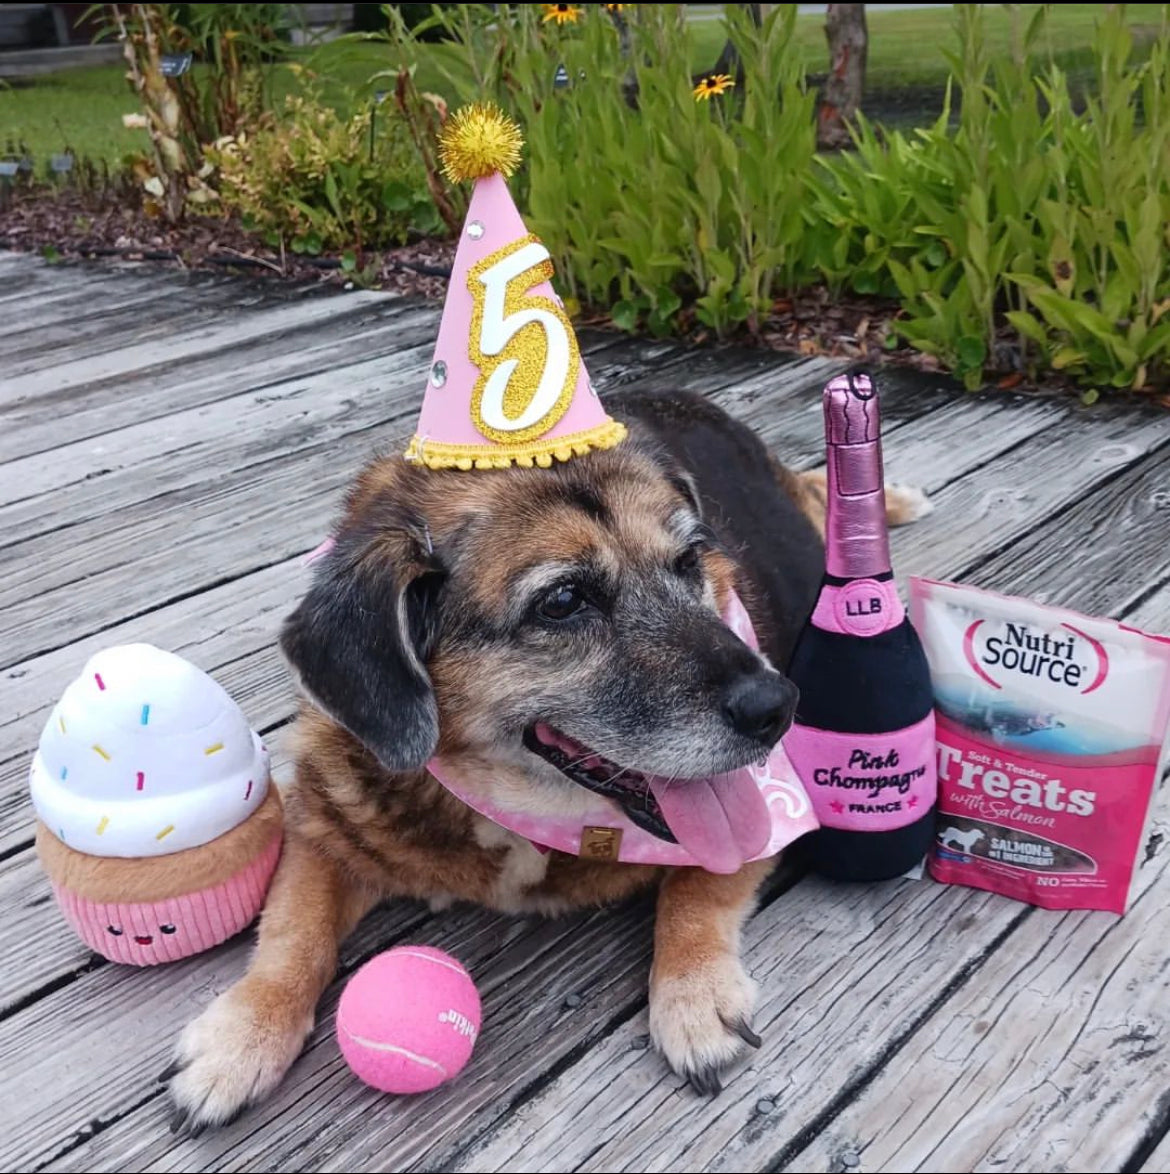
left=823, top=373, right=892, bottom=580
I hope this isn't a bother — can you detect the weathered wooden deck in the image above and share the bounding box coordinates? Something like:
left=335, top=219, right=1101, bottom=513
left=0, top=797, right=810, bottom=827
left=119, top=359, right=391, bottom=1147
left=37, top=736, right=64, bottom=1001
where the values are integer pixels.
left=2, top=250, right=1170, bottom=1174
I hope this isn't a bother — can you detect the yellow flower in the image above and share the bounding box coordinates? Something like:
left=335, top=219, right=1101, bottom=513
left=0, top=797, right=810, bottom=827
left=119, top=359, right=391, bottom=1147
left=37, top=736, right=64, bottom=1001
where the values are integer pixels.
left=542, top=4, right=582, bottom=24
left=604, top=3, right=626, bottom=11
left=693, top=73, right=735, bottom=101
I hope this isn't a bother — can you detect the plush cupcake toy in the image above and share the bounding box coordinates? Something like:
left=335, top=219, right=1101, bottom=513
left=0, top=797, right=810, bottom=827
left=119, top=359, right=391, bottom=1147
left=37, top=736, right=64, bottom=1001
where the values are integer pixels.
left=29, top=643, right=282, bottom=965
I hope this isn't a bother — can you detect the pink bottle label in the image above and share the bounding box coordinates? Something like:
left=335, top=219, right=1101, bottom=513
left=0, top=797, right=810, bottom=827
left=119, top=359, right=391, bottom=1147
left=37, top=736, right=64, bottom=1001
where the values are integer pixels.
left=809, top=579, right=905, bottom=637
left=782, top=712, right=937, bottom=832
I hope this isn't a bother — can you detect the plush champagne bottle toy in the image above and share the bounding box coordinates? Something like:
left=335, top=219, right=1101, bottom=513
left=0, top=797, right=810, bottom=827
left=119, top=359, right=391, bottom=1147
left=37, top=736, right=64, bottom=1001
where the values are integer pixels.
left=783, top=373, right=938, bottom=881
left=29, top=644, right=282, bottom=965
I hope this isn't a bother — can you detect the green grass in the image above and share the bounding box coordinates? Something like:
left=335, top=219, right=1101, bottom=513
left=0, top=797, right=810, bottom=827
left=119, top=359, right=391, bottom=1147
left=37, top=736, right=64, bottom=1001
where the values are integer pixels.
left=2, top=4, right=1166, bottom=170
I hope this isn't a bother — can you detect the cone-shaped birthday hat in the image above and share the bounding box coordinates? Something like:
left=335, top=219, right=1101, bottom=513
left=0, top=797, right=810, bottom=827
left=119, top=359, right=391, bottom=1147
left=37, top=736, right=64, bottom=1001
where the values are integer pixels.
left=405, top=104, right=626, bottom=470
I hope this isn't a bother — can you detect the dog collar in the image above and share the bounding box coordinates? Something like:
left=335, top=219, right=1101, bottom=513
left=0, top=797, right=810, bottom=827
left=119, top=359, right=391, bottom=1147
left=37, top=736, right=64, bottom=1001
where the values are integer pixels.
left=426, top=590, right=819, bottom=870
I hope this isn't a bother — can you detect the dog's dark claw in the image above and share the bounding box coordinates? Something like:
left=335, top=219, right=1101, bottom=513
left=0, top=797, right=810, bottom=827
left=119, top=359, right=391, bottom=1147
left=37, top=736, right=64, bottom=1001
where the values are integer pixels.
left=169, top=1108, right=189, bottom=1135
left=724, top=1015, right=762, bottom=1049
left=688, top=1067, right=723, bottom=1097
left=158, top=1060, right=184, bottom=1084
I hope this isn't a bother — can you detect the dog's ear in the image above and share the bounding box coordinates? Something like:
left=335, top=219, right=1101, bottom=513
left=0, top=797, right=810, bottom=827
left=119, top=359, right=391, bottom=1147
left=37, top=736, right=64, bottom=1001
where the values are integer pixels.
left=280, top=525, right=444, bottom=773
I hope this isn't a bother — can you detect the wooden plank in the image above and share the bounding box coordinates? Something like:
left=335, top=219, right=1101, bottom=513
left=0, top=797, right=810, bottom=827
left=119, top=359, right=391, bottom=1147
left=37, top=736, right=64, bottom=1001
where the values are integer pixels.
left=1141, top=1126, right=1170, bottom=1172
left=2, top=282, right=313, bottom=379
left=37, top=892, right=671, bottom=1173
left=8, top=254, right=1164, bottom=1174
left=783, top=797, right=1170, bottom=1173
left=0, top=270, right=205, bottom=336
left=889, top=409, right=1170, bottom=583
left=2, top=282, right=244, bottom=361
left=1, top=288, right=398, bottom=402
left=0, top=335, right=437, bottom=541
left=963, top=443, right=1170, bottom=619
left=0, top=328, right=671, bottom=524
left=0, top=339, right=774, bottom=665
left=1126, top=580, right=1170, bottom=636
left=449, top=885, right=1026, bottom=1174
left=0, top=256, right=125, bottom=307
left=0, top=891, right=435, bottom=1172
left=0, top=299, right=431, bottom=461
left=0, top=838, right=104, bottom=1016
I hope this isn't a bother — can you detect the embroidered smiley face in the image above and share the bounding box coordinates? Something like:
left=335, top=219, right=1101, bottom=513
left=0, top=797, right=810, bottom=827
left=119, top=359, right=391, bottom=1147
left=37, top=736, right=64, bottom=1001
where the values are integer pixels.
left=106, top=923, right=178, bottom=947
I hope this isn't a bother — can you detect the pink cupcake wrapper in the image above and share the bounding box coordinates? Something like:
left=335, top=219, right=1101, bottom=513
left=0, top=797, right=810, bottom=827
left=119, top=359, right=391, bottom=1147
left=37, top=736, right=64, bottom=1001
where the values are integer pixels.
left=53, top=831, right=282, bottom=965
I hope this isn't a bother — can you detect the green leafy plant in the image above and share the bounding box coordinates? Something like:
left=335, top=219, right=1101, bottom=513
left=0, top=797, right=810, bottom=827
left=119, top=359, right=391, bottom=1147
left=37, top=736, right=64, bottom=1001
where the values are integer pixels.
left=812, top=3, right=1170, bottom=393
left=207, top=85, right=440, bottom=255
left=377, top=3, right=819, bottom=339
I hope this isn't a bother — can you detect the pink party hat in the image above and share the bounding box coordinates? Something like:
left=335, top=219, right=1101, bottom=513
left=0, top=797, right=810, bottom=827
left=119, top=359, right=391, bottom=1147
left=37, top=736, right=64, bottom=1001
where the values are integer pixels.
left=405, top=104, right=626, bottom=470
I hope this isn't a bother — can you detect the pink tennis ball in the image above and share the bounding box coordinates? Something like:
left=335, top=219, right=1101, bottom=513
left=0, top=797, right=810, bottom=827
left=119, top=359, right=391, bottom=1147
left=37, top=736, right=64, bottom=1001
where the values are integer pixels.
left=336, top=946, right=481, bottom=1094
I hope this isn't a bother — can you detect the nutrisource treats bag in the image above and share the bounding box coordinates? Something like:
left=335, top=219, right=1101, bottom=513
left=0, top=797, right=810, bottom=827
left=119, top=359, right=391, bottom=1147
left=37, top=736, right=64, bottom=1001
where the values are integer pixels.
left=909, top=578, right=1170, bottom=913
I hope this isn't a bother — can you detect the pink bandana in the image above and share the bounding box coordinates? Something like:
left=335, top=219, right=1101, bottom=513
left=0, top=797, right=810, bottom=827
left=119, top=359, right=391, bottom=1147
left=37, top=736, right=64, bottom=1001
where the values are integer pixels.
left=427, top=591, right=819, bottom=872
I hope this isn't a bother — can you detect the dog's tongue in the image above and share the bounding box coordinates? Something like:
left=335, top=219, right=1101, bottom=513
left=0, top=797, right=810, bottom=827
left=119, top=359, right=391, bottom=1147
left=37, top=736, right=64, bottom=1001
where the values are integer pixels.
left=649, top=769, right=771, bottom=874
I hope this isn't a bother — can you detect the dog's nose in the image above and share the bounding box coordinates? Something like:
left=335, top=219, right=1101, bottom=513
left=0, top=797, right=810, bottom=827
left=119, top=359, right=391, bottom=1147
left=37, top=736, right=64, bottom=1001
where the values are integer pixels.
left=721, top=672, right=797, bottom=746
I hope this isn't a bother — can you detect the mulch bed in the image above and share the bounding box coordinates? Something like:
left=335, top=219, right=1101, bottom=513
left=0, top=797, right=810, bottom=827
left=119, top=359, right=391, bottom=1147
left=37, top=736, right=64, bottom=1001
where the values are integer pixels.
left=0, top=187, right=1085, bottom=398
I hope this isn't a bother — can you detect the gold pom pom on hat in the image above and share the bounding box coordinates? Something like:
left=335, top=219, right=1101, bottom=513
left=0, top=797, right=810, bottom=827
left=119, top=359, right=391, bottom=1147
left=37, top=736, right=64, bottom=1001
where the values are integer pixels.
left=439, top=102, right=524, bottom=183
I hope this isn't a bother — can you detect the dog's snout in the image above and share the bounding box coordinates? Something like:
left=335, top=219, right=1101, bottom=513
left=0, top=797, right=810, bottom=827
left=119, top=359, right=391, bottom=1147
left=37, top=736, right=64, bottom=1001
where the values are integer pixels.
left=721, top=672, right=797, bottom=746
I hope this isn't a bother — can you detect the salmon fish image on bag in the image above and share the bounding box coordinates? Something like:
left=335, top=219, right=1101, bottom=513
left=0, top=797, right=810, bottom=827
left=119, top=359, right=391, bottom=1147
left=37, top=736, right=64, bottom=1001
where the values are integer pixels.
left=909, top=578, right=1170, bottom=914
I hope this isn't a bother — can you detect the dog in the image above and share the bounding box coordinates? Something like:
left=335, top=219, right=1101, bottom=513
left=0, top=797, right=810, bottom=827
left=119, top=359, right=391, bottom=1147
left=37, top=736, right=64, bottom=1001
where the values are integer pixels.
left=164, top=388, right=930, bottom=1130
left=939, top=826, right=986, bottom=854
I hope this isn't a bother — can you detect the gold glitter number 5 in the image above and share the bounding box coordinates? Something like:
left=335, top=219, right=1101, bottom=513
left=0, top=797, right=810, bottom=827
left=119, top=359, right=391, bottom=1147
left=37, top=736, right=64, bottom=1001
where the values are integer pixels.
left=468, top=235, right=580, bottom=443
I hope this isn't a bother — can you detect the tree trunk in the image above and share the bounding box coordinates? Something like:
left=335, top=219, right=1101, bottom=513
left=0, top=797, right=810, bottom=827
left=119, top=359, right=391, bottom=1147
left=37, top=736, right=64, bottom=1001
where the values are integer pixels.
left=818, top=3, right=867, bottom=149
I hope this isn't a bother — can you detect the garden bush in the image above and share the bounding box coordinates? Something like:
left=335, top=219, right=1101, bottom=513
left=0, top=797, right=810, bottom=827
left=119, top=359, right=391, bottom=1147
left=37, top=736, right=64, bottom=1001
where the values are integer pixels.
left=380, top=2, right=818, bottom=338
left=377, top=2, right=1170, bottom=394
left=207, top=85, right=440, bottom=255
left=812, top=4, right=1170, bottom=394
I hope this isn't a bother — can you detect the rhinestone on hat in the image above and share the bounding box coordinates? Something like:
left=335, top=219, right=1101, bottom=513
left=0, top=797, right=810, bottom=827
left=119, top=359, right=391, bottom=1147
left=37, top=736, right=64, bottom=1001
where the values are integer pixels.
left=431, top=361, right=448, bottom=388
left=467, top=220, right=485, bottom=240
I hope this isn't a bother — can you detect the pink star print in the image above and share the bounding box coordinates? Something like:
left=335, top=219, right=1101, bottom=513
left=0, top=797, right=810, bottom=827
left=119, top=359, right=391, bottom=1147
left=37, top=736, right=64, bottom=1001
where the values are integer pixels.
left=830, top=799, right=845, bottom=815
left=908, top=795, right=919, bottom=808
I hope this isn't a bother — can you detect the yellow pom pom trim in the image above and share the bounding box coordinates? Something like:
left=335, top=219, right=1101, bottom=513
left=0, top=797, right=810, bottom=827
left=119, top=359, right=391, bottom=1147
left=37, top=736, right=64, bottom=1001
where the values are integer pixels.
left=404, top=420, right=627, bottom=471
left=439, top=102, right=524, bottom=183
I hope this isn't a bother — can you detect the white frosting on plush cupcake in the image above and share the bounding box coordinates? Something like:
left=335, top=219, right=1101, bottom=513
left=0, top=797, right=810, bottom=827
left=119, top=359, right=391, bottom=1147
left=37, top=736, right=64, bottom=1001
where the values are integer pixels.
left=29, top=644, right=269, bottom=858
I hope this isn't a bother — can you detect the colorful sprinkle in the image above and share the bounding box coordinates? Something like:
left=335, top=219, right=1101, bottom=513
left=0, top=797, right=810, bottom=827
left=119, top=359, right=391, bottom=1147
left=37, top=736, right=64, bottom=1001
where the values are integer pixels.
left=58, top=827, right=66, bottom=842
left=204, top=742, right=224, bottom=756
left=60, top=766, right=68, bottom=781
left=94, top=673, right=106, bottom=691
left=96, top=815, right=109, bottom=835
left=92, top=744, right=111, bottom=762
left=244, top=779, right=253, bottom=801
left=136, top=771, right=145, bottom=792
left=58, top=715, right=66, bottom=734
left=156, top=824, right=175, bottom=841
left=140, top=704, right=150, bottom=726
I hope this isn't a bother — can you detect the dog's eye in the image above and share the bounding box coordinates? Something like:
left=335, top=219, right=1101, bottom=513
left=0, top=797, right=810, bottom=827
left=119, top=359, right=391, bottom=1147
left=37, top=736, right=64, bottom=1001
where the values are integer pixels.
left=674, top=546, right=703, bottom=578
left=537, top=583, right=587, bottom=622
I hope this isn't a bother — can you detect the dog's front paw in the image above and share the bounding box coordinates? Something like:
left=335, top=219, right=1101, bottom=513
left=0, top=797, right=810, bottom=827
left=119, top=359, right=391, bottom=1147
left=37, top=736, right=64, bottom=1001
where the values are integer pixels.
left=163, top=977, right=313, bottom=1134
left=649, top=953, right=761, bottom=1096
